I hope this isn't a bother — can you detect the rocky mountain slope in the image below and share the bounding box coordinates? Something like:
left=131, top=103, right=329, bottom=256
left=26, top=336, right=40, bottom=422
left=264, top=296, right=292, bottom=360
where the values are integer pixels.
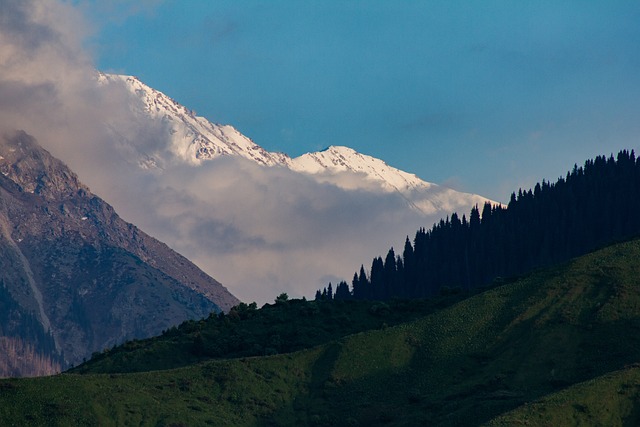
left=0, top=130, right=238, bottom=373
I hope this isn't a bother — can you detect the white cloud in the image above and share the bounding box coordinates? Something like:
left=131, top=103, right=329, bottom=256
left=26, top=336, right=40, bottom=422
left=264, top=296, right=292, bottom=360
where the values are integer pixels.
left=91, top=154, right=432, bottom=303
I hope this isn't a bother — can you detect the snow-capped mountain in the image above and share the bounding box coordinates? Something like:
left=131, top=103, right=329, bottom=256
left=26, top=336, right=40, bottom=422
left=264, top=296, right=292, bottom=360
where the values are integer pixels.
left=74, top=73, right=505, bottom=304
left=98, top=73, right=494, bottom=215
left=98, top=73, right=290, bottom=168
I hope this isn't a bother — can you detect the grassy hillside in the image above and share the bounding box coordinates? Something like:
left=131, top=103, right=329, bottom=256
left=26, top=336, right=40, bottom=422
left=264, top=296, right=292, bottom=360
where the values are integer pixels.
left=70, top=296, right=466, bottom=374
left=2, top=238, right=640, bottom=426
left=485, top=365, right=640, bottom=426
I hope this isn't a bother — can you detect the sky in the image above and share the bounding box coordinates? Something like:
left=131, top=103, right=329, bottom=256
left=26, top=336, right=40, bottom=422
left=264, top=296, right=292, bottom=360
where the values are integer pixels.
left=2, top=0, right=640, bottom=304
left=80, top=0, right=640, bottom=203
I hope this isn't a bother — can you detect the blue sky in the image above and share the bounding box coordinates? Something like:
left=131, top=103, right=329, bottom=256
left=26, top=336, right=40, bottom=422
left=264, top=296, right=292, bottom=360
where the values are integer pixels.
left=82, top=1, right=640, bottom=203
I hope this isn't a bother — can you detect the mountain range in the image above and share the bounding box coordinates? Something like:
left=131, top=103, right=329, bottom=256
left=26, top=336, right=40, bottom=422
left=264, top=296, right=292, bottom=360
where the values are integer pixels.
left=2, top=69, right=640, bottom=424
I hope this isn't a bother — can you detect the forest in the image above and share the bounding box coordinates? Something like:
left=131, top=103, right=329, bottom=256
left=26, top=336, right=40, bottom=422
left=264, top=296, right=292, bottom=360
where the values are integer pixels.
left=318, top=150, right=640, bottom=301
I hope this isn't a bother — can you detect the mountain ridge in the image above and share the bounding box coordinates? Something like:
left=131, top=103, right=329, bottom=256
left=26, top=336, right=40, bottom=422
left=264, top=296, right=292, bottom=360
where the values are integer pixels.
left=98, top=73, right=290, bottom=168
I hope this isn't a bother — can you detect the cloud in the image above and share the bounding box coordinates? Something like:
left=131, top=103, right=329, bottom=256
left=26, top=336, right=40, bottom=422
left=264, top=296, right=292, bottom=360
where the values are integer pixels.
left=103, top=155, right=432, bottom=304
left=0, top=1, right=91, bottom=79
left=0, top=0, right=130, bottom=157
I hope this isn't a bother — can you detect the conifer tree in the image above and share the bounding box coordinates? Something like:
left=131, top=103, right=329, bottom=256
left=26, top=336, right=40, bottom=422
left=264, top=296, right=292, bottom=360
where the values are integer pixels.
left=370, top=257, right=384, bottom=300
left=383, top=248, right=396, bottom=298
left=334, top=281, right=351, bottom=300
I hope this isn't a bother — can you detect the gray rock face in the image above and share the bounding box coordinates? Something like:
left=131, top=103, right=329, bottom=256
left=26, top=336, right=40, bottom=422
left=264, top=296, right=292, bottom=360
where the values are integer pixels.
left=0, top=131, right=238, bottom=372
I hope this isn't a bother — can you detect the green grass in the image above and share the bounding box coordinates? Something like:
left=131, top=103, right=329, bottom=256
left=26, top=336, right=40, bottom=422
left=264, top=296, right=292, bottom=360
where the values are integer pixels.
left=3, top=238, right=640, bottom=426
left=485, top=366, right=640, bottom=426
left=0, top=354, right=320, bottom=426
left=70, top=296, right=466, bottom=374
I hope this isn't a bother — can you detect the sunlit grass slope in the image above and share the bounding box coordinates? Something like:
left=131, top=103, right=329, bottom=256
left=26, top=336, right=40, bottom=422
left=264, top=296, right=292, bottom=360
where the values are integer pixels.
left=485, top=366, right=640, bottom=426
left=70, top=297, right=464, bottom=374
left=2, top=238, right=640, bottom=426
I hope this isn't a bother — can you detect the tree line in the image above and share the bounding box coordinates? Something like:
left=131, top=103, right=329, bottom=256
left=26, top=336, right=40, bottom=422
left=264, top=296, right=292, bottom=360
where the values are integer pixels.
left=317, top=150, right=640, bottom=301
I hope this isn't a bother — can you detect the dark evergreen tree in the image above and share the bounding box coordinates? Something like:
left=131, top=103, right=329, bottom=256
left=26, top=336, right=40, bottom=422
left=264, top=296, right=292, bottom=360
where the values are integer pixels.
left=383, top=248, right=396, bottom=298
left=370, top=257, right=384, bottom=300
left=334, top=281, right=351, bottom=300
left=351, top=272, right=361, bottom=299
left=395, top=256, right=405, bottom=298
left=352, top=266, right=369, bottom=299
left=402, top=236, right=415, bottom=296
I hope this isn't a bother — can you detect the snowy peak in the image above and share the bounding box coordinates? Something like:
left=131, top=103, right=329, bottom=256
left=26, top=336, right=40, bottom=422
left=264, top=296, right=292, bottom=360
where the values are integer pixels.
left=290, top=146, right=431, bottom=193
left=97, top=74, right=431, bottom=193
left=98, top=73, right=289, bottom=167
